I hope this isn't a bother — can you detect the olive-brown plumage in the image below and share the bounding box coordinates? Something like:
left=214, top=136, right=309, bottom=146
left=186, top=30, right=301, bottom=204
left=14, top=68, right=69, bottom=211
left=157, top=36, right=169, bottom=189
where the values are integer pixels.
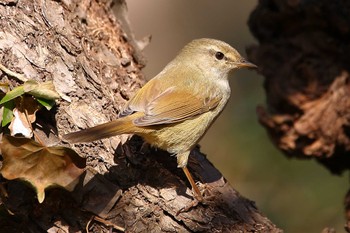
left=63, top=38, right=256, bottom=201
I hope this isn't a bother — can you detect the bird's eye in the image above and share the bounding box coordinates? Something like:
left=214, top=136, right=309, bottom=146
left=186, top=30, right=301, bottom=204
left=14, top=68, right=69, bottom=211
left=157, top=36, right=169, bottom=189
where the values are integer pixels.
left=215, top=51, right=225, bottom=60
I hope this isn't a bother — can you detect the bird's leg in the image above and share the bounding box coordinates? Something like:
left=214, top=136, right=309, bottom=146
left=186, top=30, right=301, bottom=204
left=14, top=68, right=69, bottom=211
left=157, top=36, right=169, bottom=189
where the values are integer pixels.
left=177, top=151, right=203, bottom=202
left=182, top=166, right=203, bottom=202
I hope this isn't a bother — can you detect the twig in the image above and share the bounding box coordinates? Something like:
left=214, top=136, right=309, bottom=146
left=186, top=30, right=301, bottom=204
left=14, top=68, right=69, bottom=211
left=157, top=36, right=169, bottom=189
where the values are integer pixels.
left=0, top=63, right=28, bottom=82
left=86, top=215, right=125, bottom=232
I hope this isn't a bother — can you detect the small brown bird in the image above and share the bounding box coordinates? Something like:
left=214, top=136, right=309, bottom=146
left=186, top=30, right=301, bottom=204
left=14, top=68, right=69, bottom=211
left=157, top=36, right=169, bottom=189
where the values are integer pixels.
left=63, top=38, right=256, bottom=201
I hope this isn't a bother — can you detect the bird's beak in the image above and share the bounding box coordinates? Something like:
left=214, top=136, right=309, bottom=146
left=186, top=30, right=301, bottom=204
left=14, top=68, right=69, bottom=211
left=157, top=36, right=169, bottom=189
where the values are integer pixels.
left=235, top=59, right=257, bottom=69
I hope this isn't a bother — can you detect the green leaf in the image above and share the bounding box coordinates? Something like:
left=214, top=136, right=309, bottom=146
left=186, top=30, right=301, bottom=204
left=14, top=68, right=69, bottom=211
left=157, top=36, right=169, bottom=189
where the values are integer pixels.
left=0, top=86, right=25, bottom=105
left=36, top=97, right=56, bottom=110
left=22, top=80, right=38, bottom=92
left=27, top=81, right=60, bottom=100
left=0, top=80, right=60, bottom=106
left=2, top=100, right=14, bottom=127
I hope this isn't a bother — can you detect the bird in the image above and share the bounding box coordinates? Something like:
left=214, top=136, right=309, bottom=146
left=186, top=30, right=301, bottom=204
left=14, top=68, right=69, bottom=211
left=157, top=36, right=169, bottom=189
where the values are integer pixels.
left=63, top=38, right=257, bottom=202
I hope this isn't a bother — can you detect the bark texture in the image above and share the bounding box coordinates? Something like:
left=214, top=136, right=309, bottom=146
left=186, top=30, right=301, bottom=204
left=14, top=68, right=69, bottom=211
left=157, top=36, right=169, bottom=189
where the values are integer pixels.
left=247, top=0, right=350, bottom=230
left=0, top=0, right=281, bottom=232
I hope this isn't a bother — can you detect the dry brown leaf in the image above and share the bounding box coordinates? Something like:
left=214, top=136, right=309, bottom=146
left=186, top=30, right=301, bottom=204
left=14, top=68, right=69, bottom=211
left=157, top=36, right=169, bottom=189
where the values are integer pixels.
left=8, top=96, right=40, bottom=137
left=0, top=135, right=86, bottom=203
left=9, top=108, right=32, bottom=137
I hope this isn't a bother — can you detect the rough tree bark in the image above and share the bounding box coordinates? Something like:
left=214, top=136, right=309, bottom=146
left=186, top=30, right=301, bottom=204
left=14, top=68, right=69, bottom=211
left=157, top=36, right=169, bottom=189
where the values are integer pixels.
left=0, top=0, right=282, bottom=232
left=247, top=0, right=350, bottom=231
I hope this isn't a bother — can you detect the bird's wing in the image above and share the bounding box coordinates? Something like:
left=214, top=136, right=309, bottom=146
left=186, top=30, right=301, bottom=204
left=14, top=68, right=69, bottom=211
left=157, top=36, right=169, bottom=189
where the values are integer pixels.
left=122, top=80, right=222, bottom=126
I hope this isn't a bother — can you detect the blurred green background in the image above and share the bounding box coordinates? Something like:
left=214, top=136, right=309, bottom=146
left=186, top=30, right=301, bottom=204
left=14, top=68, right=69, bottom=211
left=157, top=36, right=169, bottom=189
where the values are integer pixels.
left=126, top=1, right=348, bottom=232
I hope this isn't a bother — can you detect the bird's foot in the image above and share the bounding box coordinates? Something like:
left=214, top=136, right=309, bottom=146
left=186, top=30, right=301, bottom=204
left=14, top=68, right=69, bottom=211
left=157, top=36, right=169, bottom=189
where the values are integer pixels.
left=176, top=183, right=214, bottom=215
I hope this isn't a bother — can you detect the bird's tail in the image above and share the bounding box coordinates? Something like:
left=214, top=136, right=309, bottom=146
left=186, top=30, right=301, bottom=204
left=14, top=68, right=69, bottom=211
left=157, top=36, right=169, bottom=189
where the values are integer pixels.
left=62, top=117, right=136, bottom=143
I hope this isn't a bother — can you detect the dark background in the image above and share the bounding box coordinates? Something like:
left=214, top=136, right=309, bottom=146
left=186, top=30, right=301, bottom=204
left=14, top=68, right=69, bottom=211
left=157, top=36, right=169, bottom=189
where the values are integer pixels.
left=127, top=1, right=348, bottom=232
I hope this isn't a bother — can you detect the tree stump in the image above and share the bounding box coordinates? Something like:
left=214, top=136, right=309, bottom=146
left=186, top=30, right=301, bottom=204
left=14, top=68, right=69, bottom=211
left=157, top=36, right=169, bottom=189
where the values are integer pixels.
left=247, top=0, right=350, bottom=231
left=0, top=0, right=281, bottom=232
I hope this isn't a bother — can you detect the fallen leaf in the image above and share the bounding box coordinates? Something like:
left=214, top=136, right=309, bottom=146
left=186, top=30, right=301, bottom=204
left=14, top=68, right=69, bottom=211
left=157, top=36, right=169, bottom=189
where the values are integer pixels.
left=0, top=135, right=86, bottom=203
left=26, top=80, right=60, bottom=100
left=9, top=108, right=32, bottom=137
left=8, top=96, right=40, bottom=137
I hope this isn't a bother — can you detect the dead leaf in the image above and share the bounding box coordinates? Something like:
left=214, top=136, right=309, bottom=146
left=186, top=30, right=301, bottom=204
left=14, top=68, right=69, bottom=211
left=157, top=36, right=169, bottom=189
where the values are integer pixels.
left=9, top=108, right=32, bottom=137
left=0, top=135, right=86, bottom=203
left=26, top=80, right=60, bottom=100
left=8, top=96, right=40, bottom=137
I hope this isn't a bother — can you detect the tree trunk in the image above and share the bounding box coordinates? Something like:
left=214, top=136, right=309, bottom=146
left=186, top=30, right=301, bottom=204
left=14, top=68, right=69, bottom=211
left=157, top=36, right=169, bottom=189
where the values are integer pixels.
left=247, top=0, right=350, bottom=231
left=0, top=0, right=281, bottom=232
